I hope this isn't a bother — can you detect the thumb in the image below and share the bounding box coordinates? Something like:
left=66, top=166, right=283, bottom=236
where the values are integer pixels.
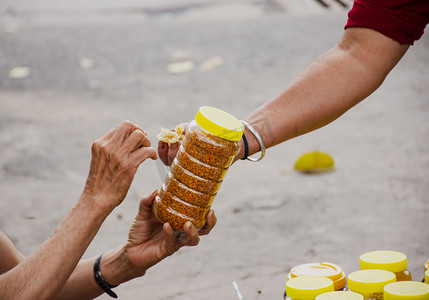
left=138, top=190, right=158, bottom=215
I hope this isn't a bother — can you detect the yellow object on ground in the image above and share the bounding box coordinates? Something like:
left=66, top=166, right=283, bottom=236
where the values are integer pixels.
left=294, top=151, right=335, bottom=173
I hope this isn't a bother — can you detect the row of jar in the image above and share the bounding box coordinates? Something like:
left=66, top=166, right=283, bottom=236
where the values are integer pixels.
left=283, top=250, right=429, bottom=300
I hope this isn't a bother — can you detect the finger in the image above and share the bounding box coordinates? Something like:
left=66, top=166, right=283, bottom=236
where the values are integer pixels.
left=120, top=129, right=151, bottom=156
left=97, top=122, right=125, bottom=142
left=163, top=222, right=180, bottom=252
left=101, top=121, right=142, bottom=154
left=163, top=222, right=175, bottom=238
left=158, top=141, right=170, bottom=166
left=130, top=146, right=158, bottom=166
left=179, top=222, right=200, bottom=246
left=110, top=121, right=139, bottom=141
left=198, top=210, right=217, bottom=236
left=167, top=143, right=179, bottom=165
left=139, top=190, right=158, bottom=214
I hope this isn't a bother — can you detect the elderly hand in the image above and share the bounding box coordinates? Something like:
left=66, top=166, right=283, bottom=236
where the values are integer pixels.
left=83, top=121, right=158, bottom=210
left=121, top=190, right=216, bottom=278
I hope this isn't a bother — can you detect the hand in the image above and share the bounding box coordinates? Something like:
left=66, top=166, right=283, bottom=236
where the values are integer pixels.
left=123, top=190, right=216, bottom=277
left=157, top=123, right=187, bottom=166
left=158, top=141, right=179, bottom=166
left=83, top=121, right=158, bottom=210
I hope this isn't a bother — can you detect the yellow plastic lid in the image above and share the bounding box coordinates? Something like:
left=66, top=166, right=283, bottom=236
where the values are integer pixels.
left=316, top=291, right=364, bottom=300
left=287, top=262, right=346, bottom=291
left=425, top=269, right=429, bottom=284
left=425, top=259, right=428, bottom=272
left=384, top=281, right=429, bottom=300
left=286, top=276, right=334, bottom=299
left=195, top=106, right=244, bottom=141
left=348, top=270, right=396, bottom=294
left=360, top=251, right=408, bottom=273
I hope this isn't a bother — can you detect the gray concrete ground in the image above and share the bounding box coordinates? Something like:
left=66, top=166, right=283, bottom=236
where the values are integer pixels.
left=0, top=1, right=428, bottom=299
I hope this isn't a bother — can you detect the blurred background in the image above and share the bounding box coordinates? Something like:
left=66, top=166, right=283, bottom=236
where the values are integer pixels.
left=1, top=1, right=428, bottom=299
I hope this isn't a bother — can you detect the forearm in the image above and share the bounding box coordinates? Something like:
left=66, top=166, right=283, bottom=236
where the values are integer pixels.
left=240, top=28, right=409, bottom=157
left=56, top=258, right=102, bottom=300
left=57, top=247, right=138, bottom=300
left=0, top=231, right=25, bottom=274
left=0, top=195, right=112, bottom=300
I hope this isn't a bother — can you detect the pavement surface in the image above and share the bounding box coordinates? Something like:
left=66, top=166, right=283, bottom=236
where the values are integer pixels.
left=0, top=1, right=428, bottom=299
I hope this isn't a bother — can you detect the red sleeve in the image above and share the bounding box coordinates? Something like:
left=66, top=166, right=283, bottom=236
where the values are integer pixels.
left=345, top=0, right=429, bottom=45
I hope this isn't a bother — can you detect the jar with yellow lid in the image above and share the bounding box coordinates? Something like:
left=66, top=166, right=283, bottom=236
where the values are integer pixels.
left=425, top=270, right=428, bottom=284
left=285, top=276, right=334, bottom=300
left=383, top=281, right=429, bottom=299
left=154, top=106, right=244, bottom=231
left=360, top=251, right=412, bottom=281
left=287, top=262, right=347, bottom=291
left=348, top=269, right=396, bottom=300
left=316, top=291, right=364, bottom=300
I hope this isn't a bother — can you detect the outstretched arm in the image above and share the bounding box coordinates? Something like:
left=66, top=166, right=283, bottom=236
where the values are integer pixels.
left=157, top=28, right=409, bottom=164
left=55, top=191, right=216, bottom=300
left=237, top=28, right=409, bottom=158
left=0, top=121, right=157, bottom=300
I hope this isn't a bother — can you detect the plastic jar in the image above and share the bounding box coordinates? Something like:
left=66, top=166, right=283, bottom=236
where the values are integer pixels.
left=285, top=276, right=334, bottom=300
left=360, top=251, right=412, bottom=281
left=287, top=262, right=347, bottom=291
left=383, top=281, right=429, bottom=299
left=316, top=291, right=364, bottom=300
left=154, top=106, right=244, bottom=231
left=348, top=269, right=396, bottom=300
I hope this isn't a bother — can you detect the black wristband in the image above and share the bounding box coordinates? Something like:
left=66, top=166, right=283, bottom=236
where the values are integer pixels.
left=94, top=254, right=119, bottom=298
left=240, top=133, right=249, bottom=160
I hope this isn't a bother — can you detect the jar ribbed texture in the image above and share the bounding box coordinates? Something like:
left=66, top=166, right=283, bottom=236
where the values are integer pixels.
left=154, top=123, right=239, bottom=230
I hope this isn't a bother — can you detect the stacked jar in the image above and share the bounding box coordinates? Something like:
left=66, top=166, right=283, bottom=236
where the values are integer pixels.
left=316, top=291, right=364, bottom=300
left=384, top=281, right=429, bottom=299
left=359, top=251, right=412, bottom=281
left=286, top=262, right=347, bottom=291
left=285, top=276, right=334, bottom=300
left=154, top=106, right=244, bottom=230
left=347, top=269, right=396, bottom=300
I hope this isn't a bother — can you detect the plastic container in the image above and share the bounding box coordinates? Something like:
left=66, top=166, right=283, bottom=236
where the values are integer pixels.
left=383, top=281, right=429, bottom=299
left=285, top=276, right=334, bottom=300
left=154, top=106, right=244, bottom=230
left=348, top=269, right=396, bottom=300
left=360, top=251, right=412, bottom=281
left=287, top=262, right=347, bottom=291
left=316, top=291, right=364, bottom=300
